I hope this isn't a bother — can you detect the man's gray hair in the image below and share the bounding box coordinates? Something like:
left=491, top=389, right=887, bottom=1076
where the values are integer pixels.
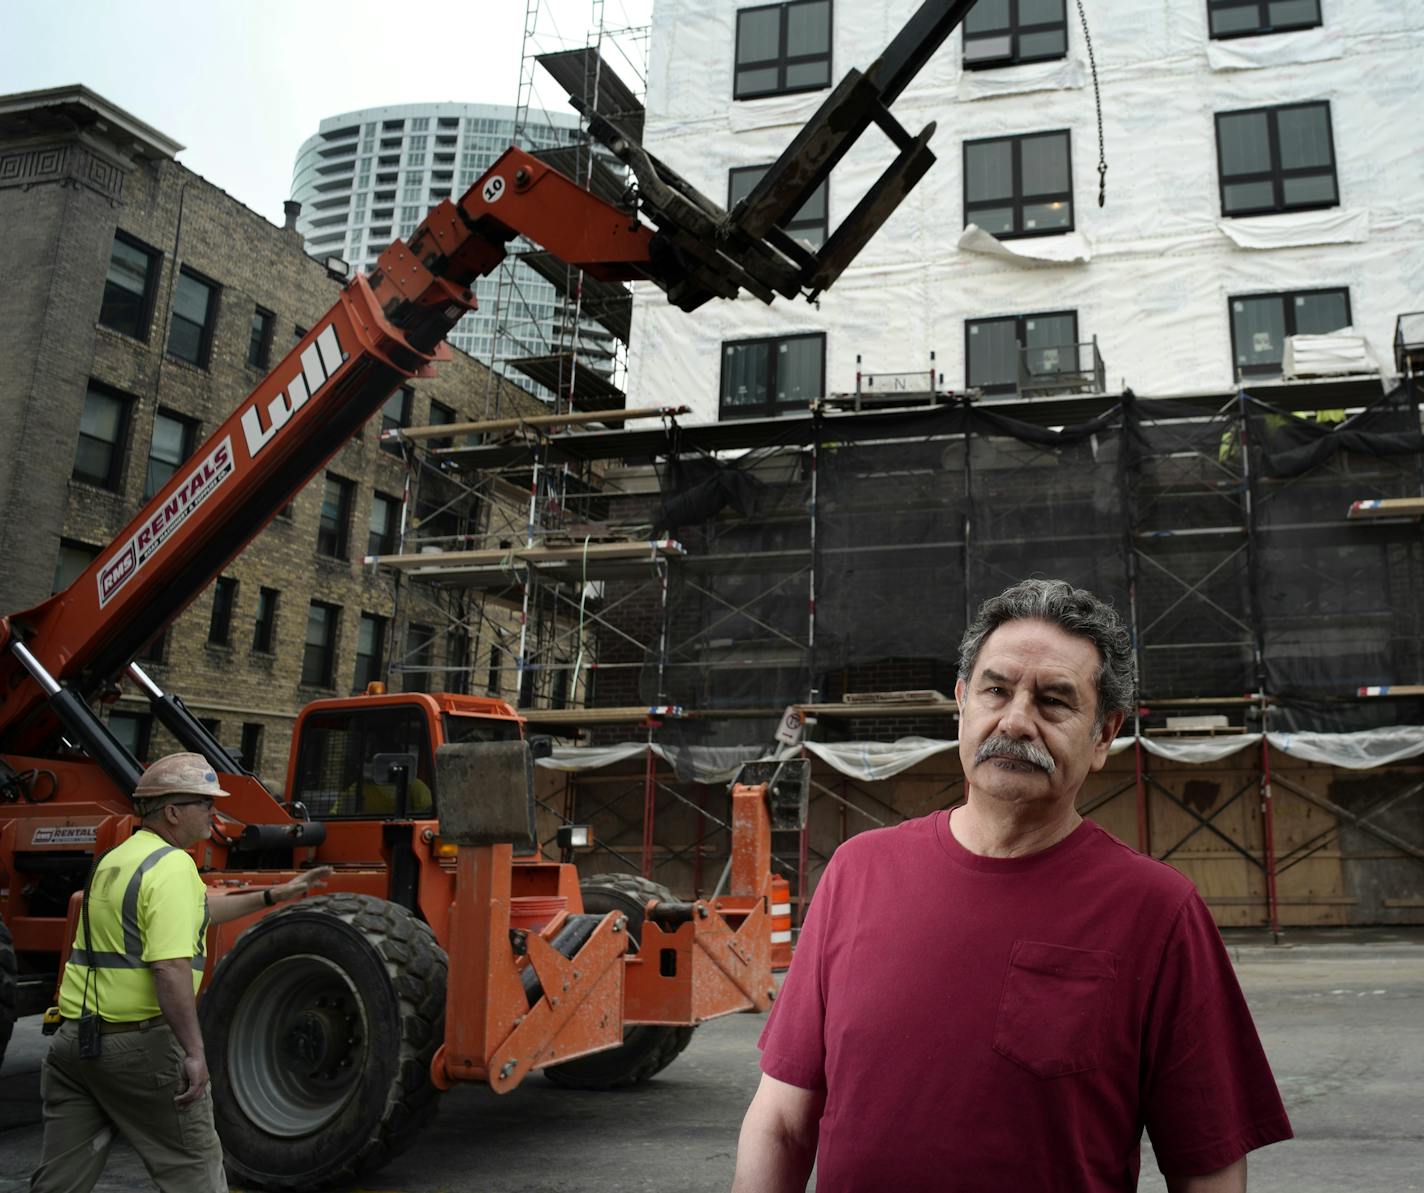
left=957, top=579, right=1136, bottom=723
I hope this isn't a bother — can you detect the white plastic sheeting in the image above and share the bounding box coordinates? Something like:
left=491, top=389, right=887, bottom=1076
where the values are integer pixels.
left=629, top=0, right=1424, bottom=424
left=957, top=224, right=1093, bottom=266
left=538, top=728, right=1424, bottom=783
left=1281, top=327, right=1384, bottom=379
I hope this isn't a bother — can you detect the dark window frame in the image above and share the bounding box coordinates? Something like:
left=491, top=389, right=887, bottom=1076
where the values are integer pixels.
left=353, top=612, right=388, bottom=693
left=1227, top=287, right=1351, bottom=378
left=166, top=266, right=221, bottom=368
left=145, top=408, right=199, bottom=500
left=99, top=230, right=161, bottom=341
left=1208, top=0, right=1321, bottom=40
left=719, top=332, right=827, bottom=420
left=53, top=539, right=100, bottom=595
left=380, top=387, right=412, bottom=455
left=301, top=600, right=341, bottom=688
left=317, top=473, right=354, bottom=560
left=252, top=586, right=279, bottom=653
left=963, top=130, right=1075, bottom=240
left=247, top=306, right=275, bottom=369
left=1215, top=100, right=1338, bottom=218
left=965, top=309, right=1079, bottom=395
left=107, top=711, right=154, bottom=764
left=734, top=0, right=833, bottom=101
left=368, top=490, right=400, bottom=557
left=963, top=0, right=1069, bottom=69
left=73, top=382, right=133, bottom=490
left=239, top=722, right=264, bottom=772
left=729, top=164, right=828, bottom=248
left=208, top=576, right=239, bottom=647
left=427, top=399, right=457, bottom=450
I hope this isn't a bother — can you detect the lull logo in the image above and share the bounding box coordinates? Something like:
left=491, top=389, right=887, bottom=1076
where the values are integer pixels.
left=240, top=324, right=345, bottom=459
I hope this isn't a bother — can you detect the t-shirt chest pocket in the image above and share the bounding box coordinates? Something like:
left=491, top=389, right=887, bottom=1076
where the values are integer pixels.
left=992, top=939, right=1118, bottom=1078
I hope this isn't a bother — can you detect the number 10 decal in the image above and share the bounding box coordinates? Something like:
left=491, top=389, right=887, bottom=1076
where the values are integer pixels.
left=482, top=176, right=505, bottom=204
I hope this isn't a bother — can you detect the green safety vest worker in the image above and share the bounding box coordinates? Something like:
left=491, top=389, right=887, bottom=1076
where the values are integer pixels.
left=58, top=829, right=209, bottom=1021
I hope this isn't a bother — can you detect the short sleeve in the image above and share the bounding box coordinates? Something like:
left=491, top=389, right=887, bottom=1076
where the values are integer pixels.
left=138, top=852, right=204, bottom=963
left=1142, top=892, right=1293, bottom=1175
left=757, top=857, right=838, bottom=1091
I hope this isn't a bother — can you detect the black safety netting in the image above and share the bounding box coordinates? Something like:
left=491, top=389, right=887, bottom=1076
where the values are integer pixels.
left=1131, top=399, right=1256, bottom=698
left=588, top=381, right=1424, bottom=741
left=1246, top=386, right=1424, bottom=704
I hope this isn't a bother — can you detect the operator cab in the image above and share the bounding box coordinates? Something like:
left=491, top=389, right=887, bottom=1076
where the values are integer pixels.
left=289, top=693, right=522, bottom=820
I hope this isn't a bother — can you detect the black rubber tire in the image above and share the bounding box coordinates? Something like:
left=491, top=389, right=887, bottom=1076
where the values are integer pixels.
left=542, top=873, right=696, bottom=1090
left=0, top=918, right=16, bottom=1072
left=200, top=894, right=446, bottom=1191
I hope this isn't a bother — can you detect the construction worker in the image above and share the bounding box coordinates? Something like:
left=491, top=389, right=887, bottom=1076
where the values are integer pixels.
left=31, top=752, right=332, bottom=1193
left=734, top=580, right=1292, bottom=1193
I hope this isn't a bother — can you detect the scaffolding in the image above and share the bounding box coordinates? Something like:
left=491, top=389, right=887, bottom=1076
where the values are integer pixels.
left=373, top=370, right=1424, bottom=930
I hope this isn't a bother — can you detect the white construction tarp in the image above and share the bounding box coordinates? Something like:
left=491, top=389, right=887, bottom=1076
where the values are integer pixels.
left=539, top=728, right=1424, bottom=783
left=629, top=0, right=1420, bottom=423
left=1281, top=328, right=1383, bottom=379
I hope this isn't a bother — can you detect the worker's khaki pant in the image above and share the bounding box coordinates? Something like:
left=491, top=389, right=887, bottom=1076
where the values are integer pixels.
left=31, top=1019, right=227, bottom=1193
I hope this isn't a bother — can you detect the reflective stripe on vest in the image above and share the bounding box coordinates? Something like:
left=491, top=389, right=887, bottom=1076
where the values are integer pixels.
left=70, top=841, right=206, bottom=970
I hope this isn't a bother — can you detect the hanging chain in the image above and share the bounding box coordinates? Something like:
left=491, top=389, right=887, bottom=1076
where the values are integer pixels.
left=1075, top=0, right=1107, bottom=206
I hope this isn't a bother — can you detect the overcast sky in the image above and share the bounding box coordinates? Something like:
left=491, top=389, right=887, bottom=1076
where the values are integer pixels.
left=7, top=0, right=653, bottom=226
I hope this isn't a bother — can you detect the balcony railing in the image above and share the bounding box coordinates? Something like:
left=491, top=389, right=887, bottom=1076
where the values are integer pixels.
left=1396, top=312, right=1424, bottom=376
left=1017, top=336, right=1105, bottom=398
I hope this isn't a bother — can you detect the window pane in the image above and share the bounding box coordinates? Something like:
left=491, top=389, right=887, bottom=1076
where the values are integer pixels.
left=795, top=180, right=828, bottom=222
left=1223, top=180, right=1275, bottom=213
left=101, top=238, right=152, bottom=336
left=173, top=272, right=212, bottom=325
left=168, top=318, right=202, bottom=364
left=1022, top=200, right=1072, bottom=232
left=1025, top=313, right=1076, bottom=350
left=964, top=0, right=1010, bottom=34
left=1268, top=0, right=1319, bottom=26
left=730, top=167, right=765, bottom=208
left=1217, top=111, right=1271, bottom=176
left=1019, top=0, right=1065, bottom=23
left=737, top=8, right=781, bottom=62
left=736, top=66, right=781, bottom=95
left=968, top=320, right=1019, bottom=388
left=73, top=439, right=113, bottom=484
left=53, top=543, right=98, bottom=593
left=80, top=390, right=124, bottom=442
left=1276, top=106, right=1331, bottom=169
left=964, top=34, right=1013, bottom=62
left=786, top=1, right=830, bottom=56
left=1281, top=174, right=1337, bottom=206
left=1211, top=5, right=1262, bottom=35
left=1021, top=134, right=1069, bottom=196
left=970, top=206, right=1016, bottom=234
left=146, top=413, right=190, bottom=497
left=1232, top=296, right=1287, bottom=369
left=785, top=61, right=831, bottom=88
left=777, top=338, right=823, bottom=402
left=723, top=342, right=769, bottom=408
left=1295, top=291, right=1349, bottom=335
left=965, top=141, right=1014, bottom=203
left=1019, top=29, right=1067, bottom=58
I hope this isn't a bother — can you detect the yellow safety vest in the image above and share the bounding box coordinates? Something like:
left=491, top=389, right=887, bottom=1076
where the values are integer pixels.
left=58, top=830, right=209, bottom=1022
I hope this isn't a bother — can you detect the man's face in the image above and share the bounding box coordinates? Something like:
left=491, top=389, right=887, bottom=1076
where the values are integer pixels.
left=955, top=619, right=1124, bottom=815
left=164, top=796, right=216, bottom=847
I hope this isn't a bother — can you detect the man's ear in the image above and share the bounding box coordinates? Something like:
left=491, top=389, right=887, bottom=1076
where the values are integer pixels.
left=1091, top=709, right=1127, bottom=769
left=954, top=676, right=966, bottom=713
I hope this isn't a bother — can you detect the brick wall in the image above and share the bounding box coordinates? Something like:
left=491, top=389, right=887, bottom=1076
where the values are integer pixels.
left=0, top=95, right=544, bottom=790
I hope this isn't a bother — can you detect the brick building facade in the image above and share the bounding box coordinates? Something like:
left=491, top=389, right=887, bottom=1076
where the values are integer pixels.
left=0, top=86, right=543, bottom=787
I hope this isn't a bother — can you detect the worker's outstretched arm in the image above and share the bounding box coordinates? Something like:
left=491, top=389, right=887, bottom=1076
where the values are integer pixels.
left=1166, top=1157, right=1247, bottom=1193
left=730, top=1072, right=825, bottom=1193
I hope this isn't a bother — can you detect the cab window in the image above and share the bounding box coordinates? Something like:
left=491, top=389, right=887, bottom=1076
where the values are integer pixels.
left=294, top=706, right=435, bottom=817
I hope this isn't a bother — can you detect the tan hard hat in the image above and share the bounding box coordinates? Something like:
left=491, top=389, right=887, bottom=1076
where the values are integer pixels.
left=133, top=752, right=232, bottom=802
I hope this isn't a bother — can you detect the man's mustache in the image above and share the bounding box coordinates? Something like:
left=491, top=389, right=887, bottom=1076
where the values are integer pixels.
left=974, top=736, right=1056, bottom=775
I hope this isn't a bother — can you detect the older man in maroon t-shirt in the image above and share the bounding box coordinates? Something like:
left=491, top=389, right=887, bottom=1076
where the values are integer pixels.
left=732, top=579, right=1292, bottom=1193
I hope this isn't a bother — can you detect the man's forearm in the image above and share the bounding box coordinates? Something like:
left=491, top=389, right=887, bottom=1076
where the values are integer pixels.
left=150, top=958, right=204, bottom=1060
left=1166, top=1157, right=1247, bottom=1193
left=730, top=1120, right=817, bottom=1193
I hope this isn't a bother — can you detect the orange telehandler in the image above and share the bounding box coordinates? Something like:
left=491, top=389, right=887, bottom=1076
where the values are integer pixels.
left=0, top=2, right=974, bottom=1185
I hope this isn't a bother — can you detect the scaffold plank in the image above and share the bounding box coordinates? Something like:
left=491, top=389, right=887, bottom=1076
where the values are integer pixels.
left=1348, top=497, right=1424, bottom=519
left=366, top=539, right=685, bottom=587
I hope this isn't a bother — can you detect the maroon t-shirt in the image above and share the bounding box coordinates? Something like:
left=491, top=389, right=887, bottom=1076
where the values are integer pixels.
left=759, top=810, right=1292, bottom=1191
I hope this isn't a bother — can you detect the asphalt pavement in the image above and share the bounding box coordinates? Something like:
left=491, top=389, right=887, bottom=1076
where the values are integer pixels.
left=2, top=928, right=1421, bottom=1192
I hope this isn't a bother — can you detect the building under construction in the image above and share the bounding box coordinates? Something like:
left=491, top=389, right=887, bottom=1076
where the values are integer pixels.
left=365, top=0, right=1424, bottom=937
